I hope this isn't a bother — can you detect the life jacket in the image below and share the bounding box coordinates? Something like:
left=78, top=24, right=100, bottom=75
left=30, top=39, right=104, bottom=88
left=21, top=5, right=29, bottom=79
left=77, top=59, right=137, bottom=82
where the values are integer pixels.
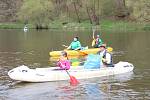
left=102, top=51, right=114, bottom=67
left=57, top=57, right=70, bottom=70
left=93, top=38, right=103, bottom=48
left=95, top=38, right=99, bottom=45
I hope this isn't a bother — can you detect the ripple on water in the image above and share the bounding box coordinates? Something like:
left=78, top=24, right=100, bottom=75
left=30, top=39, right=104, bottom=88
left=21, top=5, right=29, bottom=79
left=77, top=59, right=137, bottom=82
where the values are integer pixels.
left=0, top=73, right=133, bottom=100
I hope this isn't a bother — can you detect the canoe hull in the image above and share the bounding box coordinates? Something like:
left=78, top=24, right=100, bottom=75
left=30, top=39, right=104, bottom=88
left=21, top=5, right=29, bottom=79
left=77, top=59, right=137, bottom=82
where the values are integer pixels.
left=49, top=48, right=100, bottom=57
left=8, top=61, right=134, bottom=82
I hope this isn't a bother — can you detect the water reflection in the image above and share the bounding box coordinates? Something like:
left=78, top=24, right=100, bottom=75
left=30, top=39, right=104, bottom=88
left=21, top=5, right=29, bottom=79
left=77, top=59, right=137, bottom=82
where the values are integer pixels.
left=2, top=71, right=134, bottom=100
left=79, top=72, right=135, bottom=99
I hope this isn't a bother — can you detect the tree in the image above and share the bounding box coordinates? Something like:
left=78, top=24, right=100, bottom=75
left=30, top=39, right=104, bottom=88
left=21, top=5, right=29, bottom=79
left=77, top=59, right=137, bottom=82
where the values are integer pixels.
left=18, top=0, right=54, bottom=29
left=125, top=0, right=150, bottom=22
left=83, top=0, right=100, bottom=25
left=0, top=0, right=22, bottom=22
left=114, top=0, right=129, bottom=19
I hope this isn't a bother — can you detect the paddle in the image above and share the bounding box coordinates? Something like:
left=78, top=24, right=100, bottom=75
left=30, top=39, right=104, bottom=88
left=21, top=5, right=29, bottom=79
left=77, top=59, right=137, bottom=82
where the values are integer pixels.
left=59, top=62, right=79, bottom=85
left=92, top=28, right=96, bottom=46
left=62, top=44, right=68, bottom=48
left=65, top=69, right=79, bottom=85
left=106, top=47, right=113, bottom=52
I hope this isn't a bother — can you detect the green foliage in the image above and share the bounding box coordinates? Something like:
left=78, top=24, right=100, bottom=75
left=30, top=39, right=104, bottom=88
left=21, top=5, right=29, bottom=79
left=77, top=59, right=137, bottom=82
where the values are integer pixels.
left=18, top=0, right=54, bottom=27
left=12, top=0, right=150, bottom=29
left=0, top=23, right=23, bottom=29
left=143, top=24, right=150, bottom=31
left=125, top=0, right=150, bottom=21
left=100, top=20, right=147, bottom=32
left=0, top=0, right=149, bottom=26
left=0, top=23, right=34, bottom=29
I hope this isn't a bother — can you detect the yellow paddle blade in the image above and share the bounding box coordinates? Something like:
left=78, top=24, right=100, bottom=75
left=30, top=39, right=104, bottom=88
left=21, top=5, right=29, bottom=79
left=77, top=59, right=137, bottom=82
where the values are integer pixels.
left=92, top=39, right=96, bottom=46
left=107, top=47, right=113, bottom=52
left=72, top=62, right=80, bottom=66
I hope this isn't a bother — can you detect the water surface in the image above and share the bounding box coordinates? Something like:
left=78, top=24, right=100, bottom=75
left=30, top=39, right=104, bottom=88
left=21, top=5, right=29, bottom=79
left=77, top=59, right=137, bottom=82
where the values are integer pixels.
left=0, top=29, right=150, bottom=100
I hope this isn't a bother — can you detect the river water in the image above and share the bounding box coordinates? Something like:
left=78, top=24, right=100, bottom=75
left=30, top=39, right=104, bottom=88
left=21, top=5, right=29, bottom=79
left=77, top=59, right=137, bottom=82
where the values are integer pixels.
left=0, top=29, right=150, bottom=100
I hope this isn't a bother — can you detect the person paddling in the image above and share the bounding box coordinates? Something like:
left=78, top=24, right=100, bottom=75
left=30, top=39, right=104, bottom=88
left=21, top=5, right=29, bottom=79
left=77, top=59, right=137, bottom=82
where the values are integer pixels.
left=57, top=51, right=79, bottom=85
left=92, top=30, right=103, bottom=48
left=57, top=51, right=70, bottom=70
left=97, top=44, right=114, bottom=67
left=67, top=37, right=82, bottom=50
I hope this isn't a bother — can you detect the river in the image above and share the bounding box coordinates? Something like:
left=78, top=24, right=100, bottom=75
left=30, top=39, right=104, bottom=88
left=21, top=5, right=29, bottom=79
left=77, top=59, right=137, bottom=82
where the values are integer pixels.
left=0, top=29, right=150, bottom=100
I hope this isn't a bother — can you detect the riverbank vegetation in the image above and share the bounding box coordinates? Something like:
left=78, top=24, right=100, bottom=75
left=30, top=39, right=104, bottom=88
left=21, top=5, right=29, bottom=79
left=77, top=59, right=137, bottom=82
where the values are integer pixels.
left=0, top=0, right=149, bottom=31
left=0, top=20, right=149, bottom=32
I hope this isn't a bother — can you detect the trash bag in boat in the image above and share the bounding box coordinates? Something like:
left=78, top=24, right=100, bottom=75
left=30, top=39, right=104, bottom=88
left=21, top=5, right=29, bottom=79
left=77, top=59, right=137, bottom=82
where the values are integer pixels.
left=84, top=54, right=100, bottom=69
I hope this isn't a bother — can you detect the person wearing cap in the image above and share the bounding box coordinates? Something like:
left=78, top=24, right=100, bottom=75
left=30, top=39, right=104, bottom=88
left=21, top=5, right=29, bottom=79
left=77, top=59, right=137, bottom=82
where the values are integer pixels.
left=57, top=51, right=70, bottom=70
left=97, top=44, right=114, bottom=67
left=67, top=37, right=82, bottom=50
left=92, top=32, right=103, bottom=48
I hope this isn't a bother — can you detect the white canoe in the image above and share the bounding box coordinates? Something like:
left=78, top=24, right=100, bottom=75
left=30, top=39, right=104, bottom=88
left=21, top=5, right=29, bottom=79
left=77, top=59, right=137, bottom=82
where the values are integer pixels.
left=8, top=61, right=134, bottom=82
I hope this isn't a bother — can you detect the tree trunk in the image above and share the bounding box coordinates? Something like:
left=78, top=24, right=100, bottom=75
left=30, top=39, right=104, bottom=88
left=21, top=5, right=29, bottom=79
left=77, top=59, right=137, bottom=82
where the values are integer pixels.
left=90, top=8, right=99, bottom=25
left=97, top=0, right=101, bottom=22
left=115, top=0, right=129, bottom=18
left=86, top=5, right=92, bottom=24
left=73, top=2, right=81, bottom=23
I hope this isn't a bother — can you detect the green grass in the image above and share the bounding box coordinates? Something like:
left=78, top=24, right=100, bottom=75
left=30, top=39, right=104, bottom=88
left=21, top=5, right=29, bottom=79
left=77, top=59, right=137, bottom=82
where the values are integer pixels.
left=48, top=20, right=93, bottom=29
left=0, top=20, right=149, bottom=32
left=57, top=20, right=148, bottom=32
left=0, top=23, right=35, bottom=29
left=143, top=24, right=150, bottom=31
left=100, top=20, right=147, bottom=32
left=0, top=23, right=23, bottom=29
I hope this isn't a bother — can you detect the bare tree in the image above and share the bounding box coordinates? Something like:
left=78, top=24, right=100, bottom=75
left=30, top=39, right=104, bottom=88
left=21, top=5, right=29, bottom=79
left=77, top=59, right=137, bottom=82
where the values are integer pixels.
left=73, top=1, right=81, bottom=23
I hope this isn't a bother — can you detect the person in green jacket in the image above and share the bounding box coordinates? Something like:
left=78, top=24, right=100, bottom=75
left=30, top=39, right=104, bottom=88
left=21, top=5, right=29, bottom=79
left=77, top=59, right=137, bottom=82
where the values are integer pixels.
left=92, top=33, right=103, bottom=48
left=67, top=37, right=82, bottom=50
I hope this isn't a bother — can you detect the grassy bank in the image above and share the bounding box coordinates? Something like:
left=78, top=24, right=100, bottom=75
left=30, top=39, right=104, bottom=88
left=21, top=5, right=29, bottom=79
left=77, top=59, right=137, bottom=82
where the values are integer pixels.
left=0, top=20, right=149, bottom=32
left=0, top=23, right=35, bottom=29
left=100, top=20, right=150, bottom=32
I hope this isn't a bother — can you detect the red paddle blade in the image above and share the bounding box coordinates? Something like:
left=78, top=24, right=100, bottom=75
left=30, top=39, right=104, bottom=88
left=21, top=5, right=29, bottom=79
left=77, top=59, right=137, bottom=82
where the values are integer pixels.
left=69, top=75, right=79, bottom=85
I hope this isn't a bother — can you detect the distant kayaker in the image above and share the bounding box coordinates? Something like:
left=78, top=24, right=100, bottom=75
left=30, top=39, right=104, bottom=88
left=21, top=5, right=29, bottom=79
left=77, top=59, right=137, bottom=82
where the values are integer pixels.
left=92, top=30, right=103, bottom=48
left=57, top=51, right=70, bottom=70
left=67, top=37, right=82, bottom=50
left=97, top=44, right=114, bottom=67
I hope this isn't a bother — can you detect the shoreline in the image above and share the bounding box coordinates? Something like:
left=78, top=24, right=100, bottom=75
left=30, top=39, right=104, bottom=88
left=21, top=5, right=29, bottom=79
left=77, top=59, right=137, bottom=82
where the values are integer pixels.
left=0, top=20, right=149, bottom=32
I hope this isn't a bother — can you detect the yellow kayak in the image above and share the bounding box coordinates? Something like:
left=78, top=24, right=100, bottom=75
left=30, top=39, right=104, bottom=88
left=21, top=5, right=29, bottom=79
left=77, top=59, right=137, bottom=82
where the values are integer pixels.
left=49, top=47, right=113, bottom=57
left=49, top=55, right=81, bottom=61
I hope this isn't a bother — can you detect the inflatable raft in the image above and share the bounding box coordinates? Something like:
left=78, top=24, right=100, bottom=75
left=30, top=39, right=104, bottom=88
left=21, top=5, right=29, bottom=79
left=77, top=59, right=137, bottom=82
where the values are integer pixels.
left=8, top=61, right=134, bottom=82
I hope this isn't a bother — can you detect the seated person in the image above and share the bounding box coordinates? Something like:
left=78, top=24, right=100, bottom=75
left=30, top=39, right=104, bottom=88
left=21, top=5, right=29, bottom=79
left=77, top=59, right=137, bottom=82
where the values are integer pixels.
left=67, top=37, right=82, bottom=50
left=97, top=44, right=114, bottom=67
left=92, top=31, right=103, bottom=48
left=57, top=51, right=70, bottom=70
